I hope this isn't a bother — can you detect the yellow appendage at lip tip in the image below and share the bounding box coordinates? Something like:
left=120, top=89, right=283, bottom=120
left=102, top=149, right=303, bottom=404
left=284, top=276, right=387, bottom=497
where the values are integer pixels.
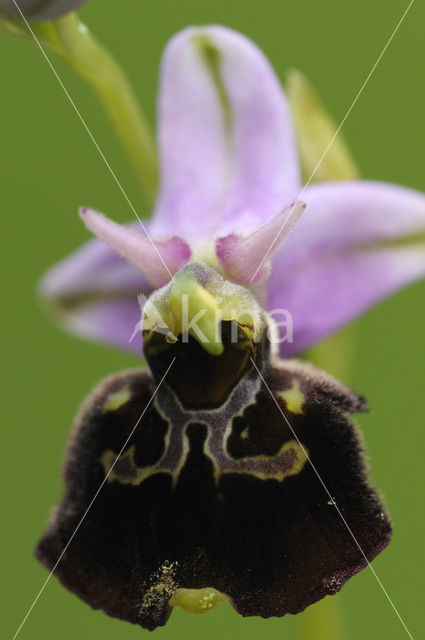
left=169, top=277, right=224, bottom=356
left=102, top=387, right=131, bottom=412
left=279, top=379, right=305, bottom=414
left=170, top=587, right=228, bottom=614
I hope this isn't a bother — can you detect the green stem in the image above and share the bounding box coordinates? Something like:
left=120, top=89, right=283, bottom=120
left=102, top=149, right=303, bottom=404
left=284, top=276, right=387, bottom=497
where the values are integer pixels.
left=46, top=13, right=158, bottom=203
left=294, top=597, right=344, bottom=640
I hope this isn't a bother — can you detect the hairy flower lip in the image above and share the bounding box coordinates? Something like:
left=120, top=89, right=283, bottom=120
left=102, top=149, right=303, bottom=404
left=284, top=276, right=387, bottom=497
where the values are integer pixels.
left=35, top=356, right=392, bottom=629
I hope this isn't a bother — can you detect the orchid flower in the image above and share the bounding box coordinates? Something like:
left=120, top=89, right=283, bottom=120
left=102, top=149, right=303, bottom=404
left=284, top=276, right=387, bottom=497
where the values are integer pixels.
left=35, top=26, right=425, bottom=630
left=40, top=26, right=425, bottom=358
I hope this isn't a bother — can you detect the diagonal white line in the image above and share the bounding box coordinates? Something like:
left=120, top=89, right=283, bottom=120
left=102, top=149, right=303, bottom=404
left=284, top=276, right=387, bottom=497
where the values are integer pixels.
left=250, top=357, right=414, bottom=640
left=11, top=357, right=176, bottom=640
left=249, top=0, right=416, bottom=284
left=11, top=0, right=173, bottom=282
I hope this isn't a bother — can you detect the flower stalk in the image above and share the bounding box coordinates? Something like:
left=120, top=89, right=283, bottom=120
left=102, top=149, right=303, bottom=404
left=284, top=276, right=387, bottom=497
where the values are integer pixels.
left=295, top=596, right=344, bottom=640
left=1, top=12, right=159, bottom=202
left=53, top=14, right=158, bottom=202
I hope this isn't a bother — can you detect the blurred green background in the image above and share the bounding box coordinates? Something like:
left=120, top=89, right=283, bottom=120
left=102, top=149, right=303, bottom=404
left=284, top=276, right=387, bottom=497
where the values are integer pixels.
left=1, top=1, right=424, bottom=639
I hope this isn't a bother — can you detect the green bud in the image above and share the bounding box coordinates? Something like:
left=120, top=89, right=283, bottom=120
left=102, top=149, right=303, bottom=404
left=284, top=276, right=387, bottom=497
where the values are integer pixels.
left=287, top=69, right=359, bottom=182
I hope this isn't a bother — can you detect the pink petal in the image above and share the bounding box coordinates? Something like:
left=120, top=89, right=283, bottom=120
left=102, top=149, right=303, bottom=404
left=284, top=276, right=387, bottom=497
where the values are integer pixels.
left=267, top=181, right=425, bottom=355
left=216, top=202, right=306, bottom=283
left=39, top=231, right=151, bottom=355
left=150, top=26, right=300, bottom=242
left=80, top=208, right=191, bottom=288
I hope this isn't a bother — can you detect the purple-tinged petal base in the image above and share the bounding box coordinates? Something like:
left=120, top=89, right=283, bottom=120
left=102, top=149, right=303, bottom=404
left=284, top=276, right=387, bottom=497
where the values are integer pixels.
left=80, top=208, right=191, bottom=288
left=216, top=202, right=306, bottom=283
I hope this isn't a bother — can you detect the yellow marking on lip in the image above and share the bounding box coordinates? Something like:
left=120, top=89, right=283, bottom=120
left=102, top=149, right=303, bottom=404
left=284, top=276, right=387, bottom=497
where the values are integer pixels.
left=102, top=387, right=131, bottom=413
left=101, top=446, right=161, bottom=485
left=240, top=426, right=249, bottom=440
left=214, top=439, right=308, bottom=483
left=102, top=436, right=308, bottom=488
left=279, top=380, right=305, bottom=415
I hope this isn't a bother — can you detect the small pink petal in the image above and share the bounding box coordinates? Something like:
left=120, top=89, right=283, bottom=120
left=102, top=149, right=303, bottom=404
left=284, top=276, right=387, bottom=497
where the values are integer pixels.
left=79, top=208, right=191, bottom=288
left=216, top=202, right=306, bottom=283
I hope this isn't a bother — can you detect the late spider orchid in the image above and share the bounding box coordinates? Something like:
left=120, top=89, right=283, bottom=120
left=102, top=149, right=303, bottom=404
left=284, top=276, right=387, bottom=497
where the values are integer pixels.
left=40, top=27, right=425, bottom=359
left=35, top=26, right=425, bottom=630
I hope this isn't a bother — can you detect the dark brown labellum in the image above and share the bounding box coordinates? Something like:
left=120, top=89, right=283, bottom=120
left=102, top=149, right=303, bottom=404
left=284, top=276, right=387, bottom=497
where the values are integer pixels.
left=36, top=354, right=391, bottom=630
